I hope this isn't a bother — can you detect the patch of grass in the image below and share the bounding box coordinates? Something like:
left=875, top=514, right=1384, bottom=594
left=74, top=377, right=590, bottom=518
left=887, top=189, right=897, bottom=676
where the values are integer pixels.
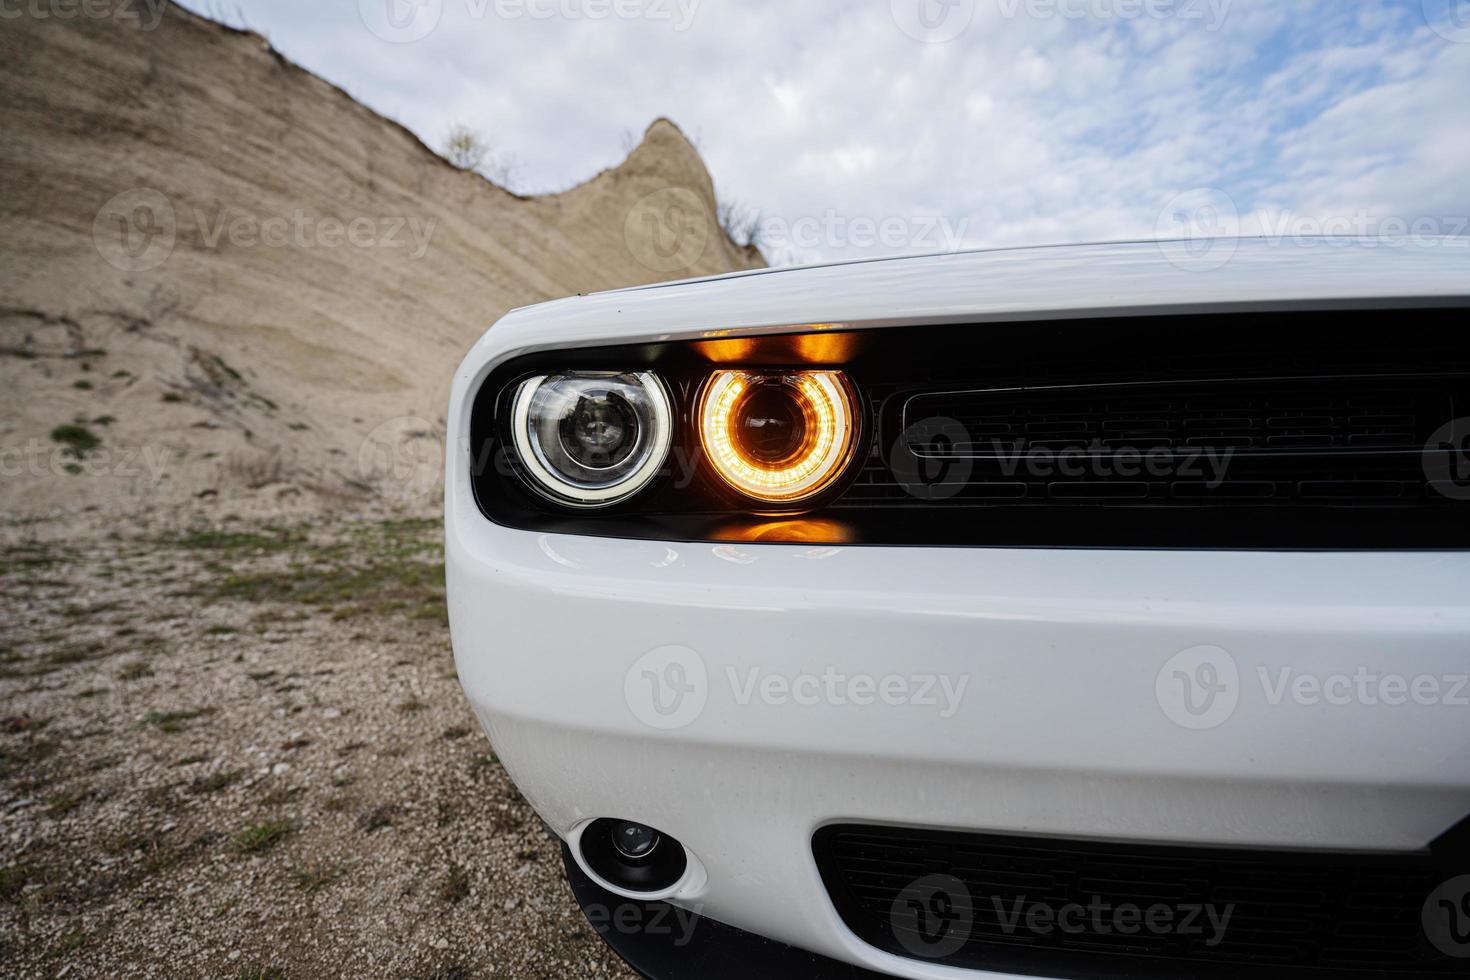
left=232, top=819, right=292, bottom=854
left=93, top=415, right=116, bottom=426
left=1, top=715, right=50, bottom=735
left=73, top=380, right=94, bottom=391
left=190, top=769, right=243, bottom=795
left=260, top=786, right=303, bottom=807
left=50, top=424, right=100, bottom=458
left=0, top=738, right=59, bottom=779
left=0, top=863, right=41, bottom=900
left=206, top=521, right=446, bottom=625
left=48, top=642, right=107, bottom=666
left=357, top=805, right=395, bottom=832
left=166, top=528, right=308, bottom=555
left=236, top=968, right=286, bottom=980
left=438, top=864, right=470, bottom=904
left=397, top=699, right=427, bottom=714
left=141, top=708, right=214, bottom=734
left=290, top=862, right=343, bottom=895
left=204, top=625, right=238, bottom=636
left=161, top=392, right=184, bottom=404
left=45, top=792, right=88, bottom=818
left=118, top=661, right=154, bottom=681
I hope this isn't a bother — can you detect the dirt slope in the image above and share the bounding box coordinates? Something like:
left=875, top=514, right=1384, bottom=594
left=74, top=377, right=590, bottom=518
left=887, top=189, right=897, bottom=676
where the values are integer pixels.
left=0, top=5, right=762, bottom=521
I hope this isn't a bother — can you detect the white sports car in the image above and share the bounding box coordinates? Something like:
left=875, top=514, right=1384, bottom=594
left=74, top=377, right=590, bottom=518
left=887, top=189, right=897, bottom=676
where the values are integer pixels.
left=447, top=239, right=1470, bottom=979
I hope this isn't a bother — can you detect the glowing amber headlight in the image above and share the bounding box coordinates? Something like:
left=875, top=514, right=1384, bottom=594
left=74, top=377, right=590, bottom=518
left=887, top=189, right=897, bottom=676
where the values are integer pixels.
left=697, top=370, right=859, bottom=505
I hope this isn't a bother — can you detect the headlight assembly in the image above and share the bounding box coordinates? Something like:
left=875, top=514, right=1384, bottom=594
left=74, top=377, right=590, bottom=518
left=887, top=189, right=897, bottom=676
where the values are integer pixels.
left=698, top=369, right=860, bottom=505
left=511, top=371, right=672, bottom=507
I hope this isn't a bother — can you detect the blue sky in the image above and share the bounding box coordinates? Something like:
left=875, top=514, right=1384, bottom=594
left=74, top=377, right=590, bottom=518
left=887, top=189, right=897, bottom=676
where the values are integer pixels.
left=185, top=0, right=1470, bottom=263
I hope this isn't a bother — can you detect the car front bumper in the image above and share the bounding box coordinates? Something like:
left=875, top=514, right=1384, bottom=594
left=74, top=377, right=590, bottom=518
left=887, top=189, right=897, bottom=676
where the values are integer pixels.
left=448, top=469, right=1470, bottom=979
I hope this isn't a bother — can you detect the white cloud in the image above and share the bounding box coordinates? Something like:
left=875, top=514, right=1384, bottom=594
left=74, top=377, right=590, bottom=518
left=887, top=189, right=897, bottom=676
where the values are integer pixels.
left=211, top=0, right=1470, bottom=262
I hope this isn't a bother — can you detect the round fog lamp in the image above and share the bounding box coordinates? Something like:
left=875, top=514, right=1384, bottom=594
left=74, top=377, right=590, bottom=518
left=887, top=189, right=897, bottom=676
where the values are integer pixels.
left=698, top=370, right=859, bottom=505
left=512, top=372, right=672, bottom=507
left=610, top=821, right=661, bottom=861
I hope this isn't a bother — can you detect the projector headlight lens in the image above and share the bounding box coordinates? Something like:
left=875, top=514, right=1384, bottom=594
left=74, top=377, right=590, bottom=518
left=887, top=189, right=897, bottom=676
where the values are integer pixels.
left=698, top=369, right=859, bottom=505
left=512, top=372, right=672, bottom=507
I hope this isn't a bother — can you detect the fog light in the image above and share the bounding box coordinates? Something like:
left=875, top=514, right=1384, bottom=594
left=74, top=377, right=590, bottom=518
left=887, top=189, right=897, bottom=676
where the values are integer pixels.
left=610, top=821, right=661, bottom=861
left=579, top=818, right=688, bottom=894
left=698, top=370, right=859, bottom=505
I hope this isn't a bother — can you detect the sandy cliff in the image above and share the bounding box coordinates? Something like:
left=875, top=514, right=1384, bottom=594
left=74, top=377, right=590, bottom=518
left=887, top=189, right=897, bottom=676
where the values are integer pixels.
left=0, top=5, right=761, bottom=520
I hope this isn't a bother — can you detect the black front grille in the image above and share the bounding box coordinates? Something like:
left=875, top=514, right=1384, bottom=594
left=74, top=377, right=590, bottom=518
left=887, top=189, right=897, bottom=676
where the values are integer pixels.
left=815, top=824, right=1470, bottom=978
left=839, top=373, right=1467, bottom=510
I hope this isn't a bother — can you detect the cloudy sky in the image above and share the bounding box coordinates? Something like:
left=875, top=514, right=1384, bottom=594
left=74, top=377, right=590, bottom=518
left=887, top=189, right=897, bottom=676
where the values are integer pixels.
left=185, top=0, right=1470, bottom=264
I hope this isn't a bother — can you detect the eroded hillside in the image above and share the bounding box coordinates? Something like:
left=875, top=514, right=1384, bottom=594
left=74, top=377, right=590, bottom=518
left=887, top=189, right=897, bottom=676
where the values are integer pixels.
left=0, top=5, right=761, bottom=521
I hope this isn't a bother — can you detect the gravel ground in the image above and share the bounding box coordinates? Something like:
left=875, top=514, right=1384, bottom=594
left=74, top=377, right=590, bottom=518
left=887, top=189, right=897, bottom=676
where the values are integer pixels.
left=0, top=514, right=638, bottom=980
